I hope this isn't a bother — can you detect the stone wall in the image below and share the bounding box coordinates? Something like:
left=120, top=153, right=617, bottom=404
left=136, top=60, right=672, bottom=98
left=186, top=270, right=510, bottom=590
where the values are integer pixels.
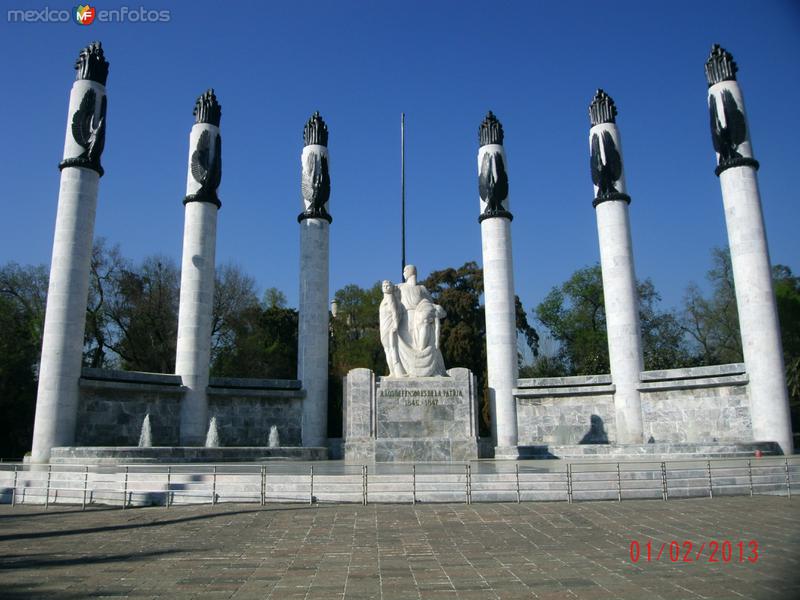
left=208, top=377, right=303, bottom=447
left=514, top=364, right=752, bottom=446
left=640, top=363, right=751, bottom=443
left=77, top=370, right=183, bottom=446
left=76, top=369, right=304, bottom=447
left=515, top=375, right=616, bottom=445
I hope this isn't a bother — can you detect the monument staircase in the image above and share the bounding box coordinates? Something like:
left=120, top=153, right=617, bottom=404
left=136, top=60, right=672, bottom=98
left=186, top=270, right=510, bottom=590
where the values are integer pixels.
left=1, top=456, right=796, bottom=508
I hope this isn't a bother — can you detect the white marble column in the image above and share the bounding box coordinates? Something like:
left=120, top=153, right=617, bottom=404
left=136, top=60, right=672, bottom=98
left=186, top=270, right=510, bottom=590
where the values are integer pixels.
left=176, top=90, right=222, bottom=445
left=477, top=112, right=519, bottom=458
left=298, top=113, right=331, bottom=448
left=31, top=43, right=109, bottom=464
left=588, top=90, right=644, bottom=444
left=705, top=46, right=793, bottom=454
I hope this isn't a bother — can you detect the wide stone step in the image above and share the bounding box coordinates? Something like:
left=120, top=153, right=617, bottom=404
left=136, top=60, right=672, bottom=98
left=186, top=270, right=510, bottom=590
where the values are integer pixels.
left=1, top=458, right=795, bottom=506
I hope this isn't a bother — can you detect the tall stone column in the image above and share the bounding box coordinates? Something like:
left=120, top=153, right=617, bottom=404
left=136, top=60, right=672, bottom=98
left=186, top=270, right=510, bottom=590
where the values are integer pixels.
left=477, top=112, right=519, bottom=458
left=31, top=43, right=109, bottom=464
left=705, top=45, right=793, bottom=454
left=588, top=90, right=644, bottom=444
left=176, top=90, right=222, bottom=445
left=298, top=112, right=332, bottom=448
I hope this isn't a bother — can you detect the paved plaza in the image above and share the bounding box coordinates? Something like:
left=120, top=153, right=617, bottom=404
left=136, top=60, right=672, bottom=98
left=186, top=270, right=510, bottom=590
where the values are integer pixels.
left=0, top=496, right=798, bottom=599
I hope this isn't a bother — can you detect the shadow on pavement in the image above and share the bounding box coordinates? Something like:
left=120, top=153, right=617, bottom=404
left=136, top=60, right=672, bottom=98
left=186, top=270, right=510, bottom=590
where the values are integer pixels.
left=0, top=504, right=316, bottom=543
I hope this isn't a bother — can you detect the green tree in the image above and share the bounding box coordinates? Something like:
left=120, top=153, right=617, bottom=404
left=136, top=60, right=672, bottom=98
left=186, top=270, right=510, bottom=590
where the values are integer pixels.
left=105, top=256, right=180, bottom=373
left=0, top=295, right=39, bottom=458
left=210, top=263, right=260, bottom=368
left=0, top=261, right=48, bottom=351
left=211, top=304, right=298, bottom=379
left=773, top=265, right=800, bottom=438
left=535, top=264, right=691, bottom=375
left=0, top=262, right=49, bottom=458
left=534, top=265, right=608, bottom=374
left=682, top=247, right=742, bottom=365
left=329, top=282, right=385, bottom=377
left=210, top=286, right=298, bottom=380
left=85, top=238, right=125, bottom=369
left=639, top=280, right=693, bottom=370
left=263, top=287, right=288, bottom=309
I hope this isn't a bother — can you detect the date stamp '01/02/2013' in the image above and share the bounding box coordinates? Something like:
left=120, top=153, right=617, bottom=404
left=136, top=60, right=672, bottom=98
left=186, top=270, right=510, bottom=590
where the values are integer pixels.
left=629, top=540, right=759, bottom=563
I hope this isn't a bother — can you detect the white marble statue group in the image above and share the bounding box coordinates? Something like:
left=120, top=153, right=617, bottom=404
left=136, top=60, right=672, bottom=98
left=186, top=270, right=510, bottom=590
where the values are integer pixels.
left=379, top=265, right=448, bottom=377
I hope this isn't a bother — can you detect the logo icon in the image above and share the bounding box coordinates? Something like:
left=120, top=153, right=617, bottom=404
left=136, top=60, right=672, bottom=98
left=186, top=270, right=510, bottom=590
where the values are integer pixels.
left=74, top=5, right=96, bottom=25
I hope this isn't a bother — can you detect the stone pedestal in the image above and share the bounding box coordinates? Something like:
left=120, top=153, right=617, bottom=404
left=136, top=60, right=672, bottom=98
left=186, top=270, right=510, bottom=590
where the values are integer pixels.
left=344, top=368, right=479, bottom=462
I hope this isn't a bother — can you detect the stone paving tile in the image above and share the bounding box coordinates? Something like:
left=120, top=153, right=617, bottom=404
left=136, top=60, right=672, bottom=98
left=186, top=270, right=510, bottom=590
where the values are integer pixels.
left=0, top=497, right=798, bottom=599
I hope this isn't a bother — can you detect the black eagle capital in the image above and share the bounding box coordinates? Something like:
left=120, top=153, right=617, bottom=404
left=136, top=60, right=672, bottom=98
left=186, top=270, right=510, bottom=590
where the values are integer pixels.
left=590, top=130, right=622, bottom=198
left=478, top=151, right=508, bottom=215
left=190, top=129, right=222, bottom=205
left=300, top=151, right=331, bottom=220
left=71, top=88, right=107, bottom=170
left=709, top=89, right=747, bottom=163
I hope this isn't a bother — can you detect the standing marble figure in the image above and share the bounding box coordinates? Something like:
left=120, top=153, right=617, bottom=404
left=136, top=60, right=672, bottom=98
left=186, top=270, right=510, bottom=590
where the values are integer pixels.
left=298, top=112, right=331, bottom=448
left=379, top=281, right=405, bottom=377
left=31, top=42, right=109, bottom=463
left=588, top=89, right=645, bottom=444
left=176, top=89, right=222, bottom=445
left=705, top=45, right=793, bottom=454
left=477, top=112, right=519, bottom=458
left=379, top=266, right=447, bottom=377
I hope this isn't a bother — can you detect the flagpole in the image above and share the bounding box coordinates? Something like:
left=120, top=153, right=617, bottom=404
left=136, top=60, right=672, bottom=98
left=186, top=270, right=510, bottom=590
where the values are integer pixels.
left=401, top=112, right=406, bottom=280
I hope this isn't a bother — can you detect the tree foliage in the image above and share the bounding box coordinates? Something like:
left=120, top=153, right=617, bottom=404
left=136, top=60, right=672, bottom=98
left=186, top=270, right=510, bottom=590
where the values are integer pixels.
left=0, top=262, right=49, bottom=457
left=210, top=302, right=298, bottom=379
left=0, top=295, right=39, bottom=458
left=534, top=266, right=608, bottom=375
left=329, top=282, right=385, bottom=377
left=105, top=255, right=180, bottom=373
left=533, top=264, right=691, bottom=375
left=773, top=265, right=800, bottom=434
left=682, top=247, right=742, bottom=365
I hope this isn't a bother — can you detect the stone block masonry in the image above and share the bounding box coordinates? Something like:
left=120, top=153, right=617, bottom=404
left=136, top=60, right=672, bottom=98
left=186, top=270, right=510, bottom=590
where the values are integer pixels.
left=74, top=369, right=304, bottom=447
left=516, top=375, right=616, bottom=445
left=640, top=364, right=751, bottom=443
left=344, top=367, right=480, bottom=462
left=516, top=365, right=753, bottom=446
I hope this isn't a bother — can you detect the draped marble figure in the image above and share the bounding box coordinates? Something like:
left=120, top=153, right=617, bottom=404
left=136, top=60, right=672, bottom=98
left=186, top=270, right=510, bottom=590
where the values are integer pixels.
left=379, top=265, right=447, bottom=377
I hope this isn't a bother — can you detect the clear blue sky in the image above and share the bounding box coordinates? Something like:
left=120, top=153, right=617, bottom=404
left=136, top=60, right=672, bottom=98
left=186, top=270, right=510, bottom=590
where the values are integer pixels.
left=1, top=0, right=798, bottom=317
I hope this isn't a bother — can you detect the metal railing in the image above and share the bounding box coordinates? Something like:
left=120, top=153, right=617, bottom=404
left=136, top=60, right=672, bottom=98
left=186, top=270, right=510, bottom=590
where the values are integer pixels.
left=0, top=456, right=797, bottom=509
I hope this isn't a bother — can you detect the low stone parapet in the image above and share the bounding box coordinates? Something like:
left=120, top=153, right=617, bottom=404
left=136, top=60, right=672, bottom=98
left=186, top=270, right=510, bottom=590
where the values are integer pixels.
left=515, top=363, right=755, bottom=447
left=75, top=368, right=305, bottom=449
